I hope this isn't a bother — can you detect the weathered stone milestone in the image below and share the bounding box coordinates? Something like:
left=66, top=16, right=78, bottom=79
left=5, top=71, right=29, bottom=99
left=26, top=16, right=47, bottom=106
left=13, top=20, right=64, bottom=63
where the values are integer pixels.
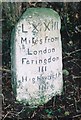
left=11, top=8, right=63, bottom=107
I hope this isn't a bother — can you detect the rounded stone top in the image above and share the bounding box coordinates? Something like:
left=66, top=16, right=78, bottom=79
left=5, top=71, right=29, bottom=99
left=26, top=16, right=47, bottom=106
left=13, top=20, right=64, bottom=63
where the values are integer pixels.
left=19, top=8, right=60, bottom=21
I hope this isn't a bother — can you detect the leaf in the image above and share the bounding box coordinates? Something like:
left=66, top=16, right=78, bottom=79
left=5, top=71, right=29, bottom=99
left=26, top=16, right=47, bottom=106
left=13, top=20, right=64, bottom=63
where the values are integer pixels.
left=63, top=69, right=69, bottom=76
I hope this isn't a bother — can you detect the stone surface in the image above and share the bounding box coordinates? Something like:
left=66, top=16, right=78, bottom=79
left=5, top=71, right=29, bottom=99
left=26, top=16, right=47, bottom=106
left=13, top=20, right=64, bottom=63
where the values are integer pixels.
left=11, top=8, right=63, bottom=107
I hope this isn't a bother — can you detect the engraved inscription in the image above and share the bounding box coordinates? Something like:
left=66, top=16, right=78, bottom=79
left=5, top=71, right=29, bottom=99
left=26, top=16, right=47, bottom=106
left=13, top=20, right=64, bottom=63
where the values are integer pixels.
left=12, top=8, right=63, bottom=107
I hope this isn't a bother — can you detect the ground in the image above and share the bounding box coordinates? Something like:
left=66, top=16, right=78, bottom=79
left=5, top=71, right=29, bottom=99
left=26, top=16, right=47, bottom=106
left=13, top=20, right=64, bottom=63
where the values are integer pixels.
left=2, top=2, right=81, bottom=120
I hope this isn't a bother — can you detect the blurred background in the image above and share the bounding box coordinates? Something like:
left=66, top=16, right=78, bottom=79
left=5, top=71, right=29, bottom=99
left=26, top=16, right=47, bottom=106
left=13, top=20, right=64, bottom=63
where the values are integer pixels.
left=2, top=2, right=81, bottom=120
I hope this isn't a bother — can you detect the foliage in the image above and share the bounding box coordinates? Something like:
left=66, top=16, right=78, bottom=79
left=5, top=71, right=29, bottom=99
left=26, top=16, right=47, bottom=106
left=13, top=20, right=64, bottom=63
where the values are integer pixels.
left=2, top=2, right=81, bottom=120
